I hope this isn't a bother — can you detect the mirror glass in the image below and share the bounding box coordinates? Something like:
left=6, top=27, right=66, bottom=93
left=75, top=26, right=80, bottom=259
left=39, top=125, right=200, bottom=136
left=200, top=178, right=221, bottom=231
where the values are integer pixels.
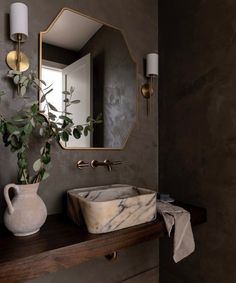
left=39, top=8, right=137, bottom=149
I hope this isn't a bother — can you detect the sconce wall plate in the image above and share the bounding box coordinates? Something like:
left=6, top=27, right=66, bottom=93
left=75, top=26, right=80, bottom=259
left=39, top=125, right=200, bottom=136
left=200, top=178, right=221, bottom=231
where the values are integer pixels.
left=141, top=83, right=153, bottom=99
left=6, top=50, right=29, bottom=72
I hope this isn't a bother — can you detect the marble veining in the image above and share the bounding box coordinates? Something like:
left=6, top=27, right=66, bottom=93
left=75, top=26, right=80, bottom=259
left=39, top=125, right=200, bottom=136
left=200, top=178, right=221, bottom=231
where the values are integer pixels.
left=67, top=184, right=157, bottom=234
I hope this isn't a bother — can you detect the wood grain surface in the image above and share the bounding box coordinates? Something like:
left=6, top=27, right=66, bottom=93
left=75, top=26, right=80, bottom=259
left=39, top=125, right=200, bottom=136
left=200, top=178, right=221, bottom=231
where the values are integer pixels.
left=0, top=202, right=206, bottom=282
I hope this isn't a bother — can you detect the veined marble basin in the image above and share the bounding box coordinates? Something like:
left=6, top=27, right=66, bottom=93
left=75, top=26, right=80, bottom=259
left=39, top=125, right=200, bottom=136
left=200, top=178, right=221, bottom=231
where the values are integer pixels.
left=67, top=184, right=157, bottom=234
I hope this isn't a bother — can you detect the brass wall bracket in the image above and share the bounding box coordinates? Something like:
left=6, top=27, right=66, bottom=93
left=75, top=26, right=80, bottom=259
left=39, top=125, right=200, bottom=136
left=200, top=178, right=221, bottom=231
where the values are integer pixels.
left=6, top=51, right=29, bottom=72
left=6, top=34, right=29, bottom=72
left=141, top=83, right=153, bottom=99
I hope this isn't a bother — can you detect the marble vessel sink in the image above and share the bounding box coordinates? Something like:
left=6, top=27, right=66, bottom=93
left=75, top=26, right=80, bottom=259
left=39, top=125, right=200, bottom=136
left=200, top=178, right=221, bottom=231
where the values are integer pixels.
left=67, top=184, right=157, bottom=234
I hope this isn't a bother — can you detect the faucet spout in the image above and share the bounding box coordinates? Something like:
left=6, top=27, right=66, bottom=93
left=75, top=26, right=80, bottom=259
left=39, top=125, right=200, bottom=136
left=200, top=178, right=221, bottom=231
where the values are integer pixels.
left=91, top=160, right=112, bottom=171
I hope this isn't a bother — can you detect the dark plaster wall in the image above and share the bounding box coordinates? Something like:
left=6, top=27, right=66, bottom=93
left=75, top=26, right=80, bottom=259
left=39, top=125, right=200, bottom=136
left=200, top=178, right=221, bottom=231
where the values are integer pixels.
left=159, top=0, right=236, bottom=282
left=42, top=42, right=78, bottom=65
left=0, top=0, right=158, bottom=282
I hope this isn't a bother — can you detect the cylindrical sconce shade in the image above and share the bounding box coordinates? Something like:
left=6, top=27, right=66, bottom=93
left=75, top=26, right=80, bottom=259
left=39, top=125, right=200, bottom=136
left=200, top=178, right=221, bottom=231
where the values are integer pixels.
left=10, top=2, right=28, bottom=42
left=146, top=53, right=158, bottom=77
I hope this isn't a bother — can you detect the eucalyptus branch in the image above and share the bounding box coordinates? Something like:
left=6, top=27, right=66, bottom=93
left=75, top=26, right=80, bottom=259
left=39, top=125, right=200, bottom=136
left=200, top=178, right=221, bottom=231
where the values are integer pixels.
left=0, top=70, right=102, bottom=184
left=0, top=113, right=6, bottom=122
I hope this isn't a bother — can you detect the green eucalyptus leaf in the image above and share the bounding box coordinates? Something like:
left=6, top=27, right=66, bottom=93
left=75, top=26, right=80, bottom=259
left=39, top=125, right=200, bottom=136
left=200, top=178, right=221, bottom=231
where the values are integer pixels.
left=61, top=131, right=69, bottom=142
left=96, top=113, right=103, bottom=120
left=17, top=156, right=27, bottom=168
left=45, top=142, right=51, bottom=151
left=86, top=116, right=93, bottom=123
left=6, top=123, right=17, bottom=133
left=73, top=128, right=81, bottom=139
left=10, top=135, right=18, bottom=147
left=12, top=115, right=27, bottom=122
left=62, top=90, right=70, bottom=95
left=39, top=128, right=44, bottom=136
left=84, top=126, right=89, bottom=136
left=45, top=88, right=53, bottom=96
left=65, top=128, right=72, bottom=135
left=12, top=130, right=20, bottom=135
left=13, top=75, right=20, bottom=84
left=18, top=168, right=28, bottom=183
left=42, top=154, right=50, bottom=164
left=76, top=125, right=83, bottom=131
left=70, top=100, right=80, bottom=104
left=87, top=125, right=94, bottom=132
left=40, top=147, right=44, bottom=155
left=8, top=70, right=21, bottom=77
left=35, top=114, right=45, bottom=124
left=43, top=83, right=52, bottom=91
left=30, top=118, right=35, bottom=127
left=33, top=159, right=42, bottom=172
left=19, top=76, right=27, bottom=83
left=40, top=79, right=46, bottom=86
left=42, top=172, right=50, bottom=180
left=31, top=104, right=38, bottom=114
left=7, top=70, right=14, bottom=78
left=23, top=78, right=30, bottom=87
left=59, top=115, right=73, bottom=123
left=24, top=123, right=33, bottom=135
left=48, top=102, right=58, bottom=112
left=40, top=94, right=46, bottom=103
left=65, top=112, right=72, bottom=115
left=33, top=78, right=42, bottom=87
left=48, top=112, right=57, bottom=121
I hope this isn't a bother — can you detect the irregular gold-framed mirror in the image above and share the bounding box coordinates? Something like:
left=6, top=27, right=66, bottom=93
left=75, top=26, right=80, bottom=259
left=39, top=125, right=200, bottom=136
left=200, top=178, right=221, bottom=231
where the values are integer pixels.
left=39, top=8, right=137, bottom=149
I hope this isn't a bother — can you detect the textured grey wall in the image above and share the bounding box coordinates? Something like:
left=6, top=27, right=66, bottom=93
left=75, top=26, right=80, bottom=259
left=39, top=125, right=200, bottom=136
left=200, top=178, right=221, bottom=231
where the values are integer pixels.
left=159, top=0, right=236, bottom=282
left=0, top=0, right=158, bottom=282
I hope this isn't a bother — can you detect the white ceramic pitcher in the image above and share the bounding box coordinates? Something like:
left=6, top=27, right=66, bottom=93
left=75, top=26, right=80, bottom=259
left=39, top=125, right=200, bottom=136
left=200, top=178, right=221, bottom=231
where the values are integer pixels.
left=3, top=182, right=47, bottom=236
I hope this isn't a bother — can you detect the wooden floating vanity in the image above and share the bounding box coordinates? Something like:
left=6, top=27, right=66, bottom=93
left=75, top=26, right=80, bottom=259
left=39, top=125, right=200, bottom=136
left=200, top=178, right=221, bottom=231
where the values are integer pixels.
left=0, top=202, right=206, bottom=282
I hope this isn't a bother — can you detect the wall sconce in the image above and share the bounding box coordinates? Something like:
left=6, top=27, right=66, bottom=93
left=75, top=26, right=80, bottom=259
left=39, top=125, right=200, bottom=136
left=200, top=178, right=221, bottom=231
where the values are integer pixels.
left=6, top=2, right=29, bottom=72
left=141, top=53, right=158, bottom=115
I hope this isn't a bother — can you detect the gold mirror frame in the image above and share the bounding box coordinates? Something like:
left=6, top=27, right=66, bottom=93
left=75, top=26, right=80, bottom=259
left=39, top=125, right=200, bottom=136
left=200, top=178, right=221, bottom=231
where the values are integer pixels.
left=39, top=7, right=138, bottom=151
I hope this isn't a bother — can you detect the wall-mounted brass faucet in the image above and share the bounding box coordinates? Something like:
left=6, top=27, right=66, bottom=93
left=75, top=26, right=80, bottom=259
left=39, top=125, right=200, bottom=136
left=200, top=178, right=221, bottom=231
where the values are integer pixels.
left=91, top=160, right=112, bottom=171
left=77, top=160, right=122, bottom=171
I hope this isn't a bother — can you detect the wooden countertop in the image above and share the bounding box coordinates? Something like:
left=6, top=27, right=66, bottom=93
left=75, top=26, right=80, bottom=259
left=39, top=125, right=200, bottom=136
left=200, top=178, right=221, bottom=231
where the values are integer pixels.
left=0, top=202, right=206, bottom=282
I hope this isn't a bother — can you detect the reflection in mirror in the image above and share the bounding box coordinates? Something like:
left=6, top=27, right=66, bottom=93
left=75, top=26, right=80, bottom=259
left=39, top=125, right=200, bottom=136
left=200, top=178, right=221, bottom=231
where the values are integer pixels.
left=40, top=9, right=136, bottom=149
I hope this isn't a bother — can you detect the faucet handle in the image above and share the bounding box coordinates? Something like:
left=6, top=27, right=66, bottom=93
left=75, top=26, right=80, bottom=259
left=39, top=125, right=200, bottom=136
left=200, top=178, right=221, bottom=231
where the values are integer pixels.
left=104, top=160, right=122, bottom=166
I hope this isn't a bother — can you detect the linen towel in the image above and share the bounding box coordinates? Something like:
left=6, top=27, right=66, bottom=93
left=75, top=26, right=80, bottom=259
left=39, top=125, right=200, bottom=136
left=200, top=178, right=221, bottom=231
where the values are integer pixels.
left=157, top=200, right=195, bottom=262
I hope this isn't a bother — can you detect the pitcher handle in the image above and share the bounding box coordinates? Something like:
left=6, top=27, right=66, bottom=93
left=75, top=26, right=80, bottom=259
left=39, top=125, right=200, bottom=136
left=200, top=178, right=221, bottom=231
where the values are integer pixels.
left=4, top=184, right=19, bottom=215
